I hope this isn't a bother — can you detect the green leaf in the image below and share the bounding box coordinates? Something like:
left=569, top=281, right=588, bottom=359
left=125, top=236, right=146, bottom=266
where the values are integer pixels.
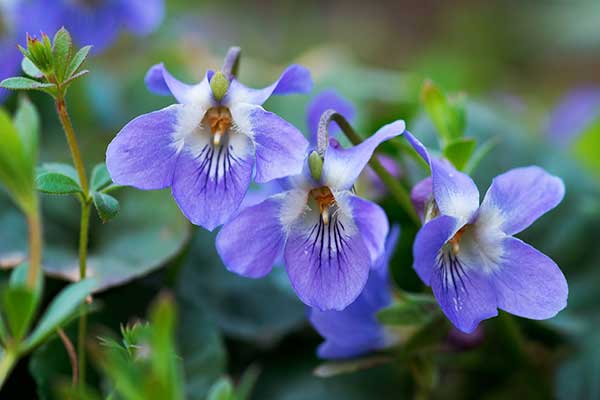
left=65, top=45, right=91, bottom=78
left=0, top=77, right=56, bottom=91
left=464, top=136, right=500, bottom=174
left=572, top=117, right=600, bottom=178
left=421, top=80, right=464, bottom=143
left=42, top=189, right=191, bottom=292
left=13, top=96, right=40, bottom=165
left=0, top=109, right=35, bottom=212
left=36, top=172, right=82, bottom=195
left=21, top=279, right=96, bottom=353
left=207, top=377, right=235, bottom=400
left=236, top=365, right=261, bottom=400
left=92, top=191, right=120, bottom=223
left=377, top=294, right=437, bottom=326
left=91, top=163, right=111, bottom=191
left=52, top=28, right=73, bottom=82
left=2, top=285, right=37, bottom=342
left=10, top=262, right=44, bottom=301
left=37, top=163, right=79, bottom=182
left=62, top=70, right=89, bottom=90
left=21, top=57, right=44, bottom=78
left=443, top=137, right=476, bottom=171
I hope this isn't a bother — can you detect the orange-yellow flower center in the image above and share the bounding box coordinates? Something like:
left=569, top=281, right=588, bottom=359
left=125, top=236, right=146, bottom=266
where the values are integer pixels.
left=449, top=225, right=469, bottom=255
left=203, top=106, right=232, bottom=147
left=310, top=187, right=336, bottom=225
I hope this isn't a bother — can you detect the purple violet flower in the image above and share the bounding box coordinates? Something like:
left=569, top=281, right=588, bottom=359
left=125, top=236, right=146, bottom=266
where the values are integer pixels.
left=106, top=58, right=312, bottom=230
left=309, top=225, right=400, bottom=360
left=16, top=0, right=164, bottom=53
left=216, top=120, right=405, bottom=310
left=405, top=131, right=568, bottom=333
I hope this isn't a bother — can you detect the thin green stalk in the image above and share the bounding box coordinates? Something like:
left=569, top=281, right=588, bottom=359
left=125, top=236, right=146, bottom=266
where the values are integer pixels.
left=54, top=95, right=91, bottom=390
left=0, top=349, right=17, bottom=389
left=320, top=111, right=420, bottom=225
left=25, top=198, right=42, bottom=289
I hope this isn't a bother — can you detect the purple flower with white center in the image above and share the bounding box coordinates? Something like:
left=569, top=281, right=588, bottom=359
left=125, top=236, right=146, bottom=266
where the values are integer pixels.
left=405, top=131, right=568, bottom=333
left=106, top=51, right=312, bottom=230
left=546, top=86, right=600, bottom=146
left=16, top=0, right=164, bottom=53
left=216, top=117, right=405, bottom=310
left=309, top=225, right=400, bottom=360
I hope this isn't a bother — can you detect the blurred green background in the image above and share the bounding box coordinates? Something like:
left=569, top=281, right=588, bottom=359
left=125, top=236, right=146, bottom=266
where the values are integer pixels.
left=1, top=0, right=600, bottom=399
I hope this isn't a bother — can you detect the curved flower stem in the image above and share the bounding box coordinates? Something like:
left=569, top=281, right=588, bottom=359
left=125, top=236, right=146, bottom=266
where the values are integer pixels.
left=318, top=110, right=421, bottom=225
left=222, top=46, right=241, bottom=79
left=58, top=328, right=79, bottom=386
left=54, top=95, right=91, bottom=390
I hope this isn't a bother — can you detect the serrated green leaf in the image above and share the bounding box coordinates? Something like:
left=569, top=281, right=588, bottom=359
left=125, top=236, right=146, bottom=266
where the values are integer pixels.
left=0, top=77, right=55, bottom=91
left=21, top=279, right=96, bottom=353
left=443, top=137, right=476, bottom=171
left=21, top=57, right=44, bottom=78
left=65, top=45, right=91, bottom=78
left=36, top=172, right=82, bottom=195
left=52, top=28, right=72, bottom=82
left=37, top=163, right=79, bottom=182
left=207, top=378, right=234, bottom=400
left=0, top=109, right=35, bottom=212
left=377, top=294, right=437, bottom=326
left=14, top=96, right=40, bottom=165
left=92, top=191, right=119, bottom=223
left=62, top=69, right=89, bottom=90
left=91, top=163, right=111, bottom=191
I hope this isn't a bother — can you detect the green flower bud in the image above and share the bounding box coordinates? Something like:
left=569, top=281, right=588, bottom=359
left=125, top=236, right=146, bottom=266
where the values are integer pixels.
left=20, top=33, right=54, bottom=75
left=210, top=71, right=230, bottom=102
left=308, top=151, right=323, bottom=181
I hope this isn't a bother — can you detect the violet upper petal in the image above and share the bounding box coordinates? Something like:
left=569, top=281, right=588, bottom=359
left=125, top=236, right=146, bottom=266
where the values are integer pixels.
left=306, top=89, right=355, bottom=145
left=410, top=176, right=433, bottom=222
left=106, top=104, right=182, bottom=190
left=404, top=131, right=480, bottom=221
left=216, top=193, right=288, bottom=278
left=230, top=103, right=308, bottom=183
left=284, top=194, right=371, bottom=311
left=493, top=236, right=568, bottom=319
left=348, top=195, right=389, bottom=264
left=144, top=63, right=200, bottom=103
left=413, top=215, right=461, bottom=285
left=171, top=138, right=254, bottom=231
left=478, top=166, right=565, bottom=236
left=225, top=64, right=312, bottom=106
left=322, top=120, right=405, bottom=191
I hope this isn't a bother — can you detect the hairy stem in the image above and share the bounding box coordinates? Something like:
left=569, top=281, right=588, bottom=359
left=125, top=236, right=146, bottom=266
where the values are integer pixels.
left=25, top=199, right=42, bottom=289
left=54, top=95, right=91, bottom=390
left=318, top=110, right=421, bottom=225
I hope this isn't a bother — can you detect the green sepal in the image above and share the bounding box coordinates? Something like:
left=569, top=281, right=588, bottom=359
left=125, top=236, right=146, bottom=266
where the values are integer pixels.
left=92, top=191, right=120, bottom=223
left=443, top=137, right=476, bottom=171
left=91, top=163, right=112, bottom=191
left=308, top=151, right=323, bottom=181
left=210, top=71, right=230, bottom=101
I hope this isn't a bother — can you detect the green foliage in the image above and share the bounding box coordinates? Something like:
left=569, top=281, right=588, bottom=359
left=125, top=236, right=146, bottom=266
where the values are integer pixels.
left=92, top=192, right=120, bottom=223
left=13, top=96, right=40, bottom=167
left=36, top=171, right=83, bottom=195
left=207, top=377, right=235, bottom=400
left=21, top=278, right=96, bottom=353
left=572, top=117, right=600, bottom=178
left=420, top=80, right=466, bottom=145
left=90, top=163, right=112, bottom=191
left=52, top=28, right=73, bottom=82
left=0, top=108, right=37, bottom=213
left=377, top=293, right=438, bottom=326
left=443, top=137, right=476, bottom=171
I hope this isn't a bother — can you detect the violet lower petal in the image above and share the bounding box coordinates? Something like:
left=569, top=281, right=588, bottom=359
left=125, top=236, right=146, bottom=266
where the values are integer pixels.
left=322, top=120, right=405, bottom=191
left=230, top=104, right=308, bottom=183
left=171, top=140, right=254, bottom=231
left=284, top=201, right=371, bottom=311
left=348, top=195, right=389, bottom=264
left=493, top=236, right=568, bottom=319
left=216, top=194, right=288, bottom=278
left=225, top=64, right=312, bottom=106
left=106, top=104, right=182, bottom=190
left=478, top=166, right=565, bottom=236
